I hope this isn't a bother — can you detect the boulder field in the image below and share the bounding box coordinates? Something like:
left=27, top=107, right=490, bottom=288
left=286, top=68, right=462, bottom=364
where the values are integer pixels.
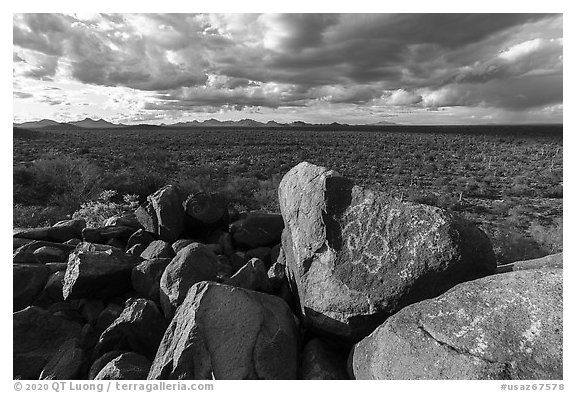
left=12, top=162, right=562, bottom=380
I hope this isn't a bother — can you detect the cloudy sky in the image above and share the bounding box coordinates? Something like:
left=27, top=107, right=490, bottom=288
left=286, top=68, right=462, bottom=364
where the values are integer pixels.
left=13, top=13, right=563, bottom=125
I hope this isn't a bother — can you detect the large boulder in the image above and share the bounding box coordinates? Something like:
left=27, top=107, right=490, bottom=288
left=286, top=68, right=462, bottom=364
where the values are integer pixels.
left=39, top=338, right=85, bottom=380
left=279, top=162, right=496, bottom=340
left=14, top=306, right=82, bottom=379
left=131, top=258, right=171, bottom=303
left=95, top=352, right=151, bottom=380
left=13, top=219, right=85, bottom=243
left=95, top=298, right=167, bottom=360
left=62, top=243, right=141, bottom=300
left=126, top=229, right=155, bottom=250
left=350, top=268, right=562, bottom=380
left=14, top=264, right=49, bottom=311
left=148, top=281, right=299, bottom=379
left=159, top=243, right=218, bottom=319
left=135, top=185, right=184, bottom=243
left=497, top=253, right=563, bottom=273
left=183, top=192, right=229, bottom=238
left=229, top=212, right=284, bottom=249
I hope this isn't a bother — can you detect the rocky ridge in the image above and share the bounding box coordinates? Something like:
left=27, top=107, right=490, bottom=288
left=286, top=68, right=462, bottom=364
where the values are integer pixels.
left=13, top=162, right=562, bottom=380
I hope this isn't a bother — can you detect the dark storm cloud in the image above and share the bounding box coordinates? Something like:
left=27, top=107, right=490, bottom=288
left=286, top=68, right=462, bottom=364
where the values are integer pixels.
left=13, top=13, right=562, bottom=114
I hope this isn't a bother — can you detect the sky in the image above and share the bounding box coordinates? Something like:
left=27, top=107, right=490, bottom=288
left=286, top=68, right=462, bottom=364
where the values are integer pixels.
left=12, top=13, right=563, bottom=125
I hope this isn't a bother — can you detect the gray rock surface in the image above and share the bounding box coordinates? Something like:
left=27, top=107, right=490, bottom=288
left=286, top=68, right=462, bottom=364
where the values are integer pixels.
left=159, top=243, right=218, bottom=319
left=148, top=281, right=299, bottom=379
left=279, top=162, right=496, bottom=339
left=497, top=253, right=563, bottom=273
left=131, top=258, right=171, bottom=303
left=95, top=352, right=151, bottom=380
left=39, top=338, right=85, bottom=380
left=225, top=258, right=271, bottom=292
left=140, top=240, right=175, bottom=260
left=62, top=243, right=141, bottom=300
left=135, top=185, right=184, bottom=243
left=95, top=298, right=167, bottom=359
left=350, top=268, right=563, bottom=380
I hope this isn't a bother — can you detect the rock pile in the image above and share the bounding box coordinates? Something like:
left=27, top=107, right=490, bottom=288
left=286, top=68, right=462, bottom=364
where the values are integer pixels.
left=13, top=162, right=563, bottom=380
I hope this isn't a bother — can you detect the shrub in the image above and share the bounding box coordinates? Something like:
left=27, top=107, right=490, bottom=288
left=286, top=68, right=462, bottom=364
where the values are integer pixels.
left=528, top=217, right=563, bottom=254
left=72, top=190, right=139, bottom=228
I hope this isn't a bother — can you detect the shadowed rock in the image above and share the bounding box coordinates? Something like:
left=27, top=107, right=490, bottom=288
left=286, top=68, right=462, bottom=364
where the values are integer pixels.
left=89, top=350, right=126, bottom=379
left=40, top=338, right=85, bottom=380
left=14, top=306, right=82, bottom=379
left=131, top=258, right=171, bottom=303
left=148, top=281, right=299, bottom=380
left=230, top=212, right=284, bottom=249
left=14, top=219, right=85, bottom=243
left=95, top=298, right=167, bottom=360
left=350, top=268, right=562, bottom=380
left=135, top=185, right=184, bottom=243
left=183, top=192, right=229, bottom=238
left=279, top=162, right=496, bottom=340
left=301, top=338, right=349, bottom=380
left=14, top=264, right=49, bottom=311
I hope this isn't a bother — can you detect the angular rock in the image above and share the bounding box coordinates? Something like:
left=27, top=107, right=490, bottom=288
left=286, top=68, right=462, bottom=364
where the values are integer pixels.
left=141, top=240, right=175, bottom=260
left=183, top=192, right=229, bottom=237
left=350, top=268, right=563, bottom=380
left=267, top=262, right=292, bottom=305
left=148, top=281, right=299, bottom=379
left=245, top=247, right=272, bottom=267
left=79, top=300, right=105, bottom=324
left=40, top=338, right=85, bottom=380
left=33, top=246, right=67, bottom=263
left=225, top=258, right=271, bottom=292
left=96, top=304, right=125, bottom=332
left=301, top=338, right=349, bottom=380
left=159, top=243, right=218, bottom=318
left=89, top=350, right=126, bottom=379
left=229, top=251, right=247, bottom=272
left=270, top=244, right=281, bottom=265
left=63, top=243, right=141, bottom=300
left=14, top=219, right=85, bottom=243
left=131, top=258, right=171, bottom=303
left=229, top=212, right=284, bottom=249
left=95, top=298, right=167, bottom=360
left=497, top=253, right=563, bottom=273
left=82, top=225, right=137, bottom=244
left=95, top=352, right=151, bottom=380
left=126, top=229, right=155, bottom=250
left=14, top=306, right=82, bottom=379
left=40, top=270, right=66, bottom=304
left=13, top=237, right=33, bottom=250
left=136, top=185, right=184, bottom=243
left=279, top=162, right=496, bottom=339
left=171, top=238, right=195, bottom=254
left=104, top=213, right=143, bottom=229
left=14, top=264, right=49, bottom=311
left=126, top=243, right=147, bottom=256
left=14, top=240, right=75, bottom=264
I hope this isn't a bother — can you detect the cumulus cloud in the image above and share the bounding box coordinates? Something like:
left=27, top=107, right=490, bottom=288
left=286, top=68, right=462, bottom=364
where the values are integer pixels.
left=13, top=13, right=563, bottom=123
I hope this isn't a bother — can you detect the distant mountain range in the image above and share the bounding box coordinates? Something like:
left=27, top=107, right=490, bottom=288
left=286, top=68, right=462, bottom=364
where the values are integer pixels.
left=13, top=117, right=399, bottom=129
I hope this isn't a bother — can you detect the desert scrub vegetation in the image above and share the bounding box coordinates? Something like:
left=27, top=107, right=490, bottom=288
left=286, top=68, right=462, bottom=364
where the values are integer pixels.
left=72, top=190, right=139, bottom=228
left=13, top=125, right=562, bottom=263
